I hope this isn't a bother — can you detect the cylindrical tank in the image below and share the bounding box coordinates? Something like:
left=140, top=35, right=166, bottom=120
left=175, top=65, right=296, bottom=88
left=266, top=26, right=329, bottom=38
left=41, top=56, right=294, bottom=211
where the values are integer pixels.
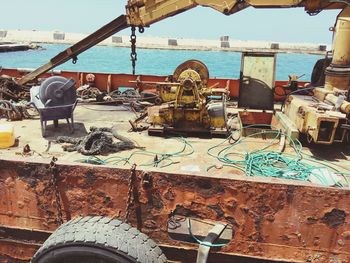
left=325, top=7, right=350, bottom=91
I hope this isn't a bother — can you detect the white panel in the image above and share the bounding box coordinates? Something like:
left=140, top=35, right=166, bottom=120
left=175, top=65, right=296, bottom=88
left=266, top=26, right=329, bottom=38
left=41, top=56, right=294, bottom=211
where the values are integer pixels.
left=242, top=53, right=276, bottom=88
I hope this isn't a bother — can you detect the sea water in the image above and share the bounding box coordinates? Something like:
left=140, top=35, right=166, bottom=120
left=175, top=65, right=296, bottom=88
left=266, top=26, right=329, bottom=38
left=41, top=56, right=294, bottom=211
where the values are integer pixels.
left=0, top=44, right=323, bottom=81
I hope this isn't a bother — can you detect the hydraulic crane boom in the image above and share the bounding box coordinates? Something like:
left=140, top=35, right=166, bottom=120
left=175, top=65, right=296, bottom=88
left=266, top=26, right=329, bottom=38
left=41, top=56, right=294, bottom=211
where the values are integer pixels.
left=17, top=0, right=348, bottom=85
left=126, top=0, right=345, bottom=26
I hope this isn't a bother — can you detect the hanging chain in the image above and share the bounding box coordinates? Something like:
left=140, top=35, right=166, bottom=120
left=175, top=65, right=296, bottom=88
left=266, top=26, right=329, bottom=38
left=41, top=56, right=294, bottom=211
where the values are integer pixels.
left=125, top=164, right=137, bottom=222
left=130, top=26, right=137, bottom=75
left=130, top=26, right=144, bottom=75
left=49, top=157, right=64, bottom=225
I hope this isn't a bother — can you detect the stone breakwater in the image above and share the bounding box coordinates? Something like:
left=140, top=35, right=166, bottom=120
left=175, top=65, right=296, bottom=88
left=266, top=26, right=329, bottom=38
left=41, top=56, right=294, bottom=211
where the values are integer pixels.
left=0, top=29, right=329, bottom=54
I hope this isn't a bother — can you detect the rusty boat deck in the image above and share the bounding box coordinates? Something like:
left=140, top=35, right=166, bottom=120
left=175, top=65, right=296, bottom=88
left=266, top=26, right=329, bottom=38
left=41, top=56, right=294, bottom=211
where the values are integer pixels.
left=0, top=103, right=350, bottom=262
left=1, top=104, right=349, bottom=179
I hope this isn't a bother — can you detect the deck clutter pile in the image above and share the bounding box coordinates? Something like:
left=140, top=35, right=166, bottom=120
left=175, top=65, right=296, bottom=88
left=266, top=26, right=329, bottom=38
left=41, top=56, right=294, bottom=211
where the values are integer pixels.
left=0, top=75, right=157, bottom=136
left=0, top=76, right=29, bottom=101
left=0, top=76, right=36, bottom=121
left=56, top=126, right=137, bottom=155
left=76, top=73, right=157, bottom=109
left=77, top=85, right=157, bottom=113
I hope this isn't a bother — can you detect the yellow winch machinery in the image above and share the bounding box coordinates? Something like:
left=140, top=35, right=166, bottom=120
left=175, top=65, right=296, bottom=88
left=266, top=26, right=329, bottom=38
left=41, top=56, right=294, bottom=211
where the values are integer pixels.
left=148, top=60, right=228, bottom=136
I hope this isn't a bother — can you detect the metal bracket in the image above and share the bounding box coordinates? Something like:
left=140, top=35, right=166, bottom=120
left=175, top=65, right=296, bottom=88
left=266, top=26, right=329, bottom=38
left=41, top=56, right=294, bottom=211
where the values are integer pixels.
left=191, top=218, right=227, bottom=263
left=341, top=124, right=350, bottom=130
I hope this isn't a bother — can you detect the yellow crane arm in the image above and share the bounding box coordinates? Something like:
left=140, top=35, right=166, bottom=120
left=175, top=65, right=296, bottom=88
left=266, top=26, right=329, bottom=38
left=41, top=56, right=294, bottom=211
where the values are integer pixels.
left=17, top=0, right=347, bottom=85
left=126, top=0, right=350, bottom=92
left=126, top=0, right=346, bottom=26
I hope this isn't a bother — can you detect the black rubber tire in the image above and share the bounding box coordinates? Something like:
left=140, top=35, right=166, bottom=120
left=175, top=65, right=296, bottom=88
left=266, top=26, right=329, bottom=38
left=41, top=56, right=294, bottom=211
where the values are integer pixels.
left=31, top=216, right=167, bottom=263
left=310, top=57, right=332, bottom=87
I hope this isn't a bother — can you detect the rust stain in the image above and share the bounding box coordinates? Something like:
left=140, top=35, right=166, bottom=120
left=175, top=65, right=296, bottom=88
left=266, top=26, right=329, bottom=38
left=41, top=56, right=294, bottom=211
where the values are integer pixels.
left=0, top=241, right=38, bottom=261
left=0, top=159, right=350, bottom=262
left=321, top=208, right=346, bottom=228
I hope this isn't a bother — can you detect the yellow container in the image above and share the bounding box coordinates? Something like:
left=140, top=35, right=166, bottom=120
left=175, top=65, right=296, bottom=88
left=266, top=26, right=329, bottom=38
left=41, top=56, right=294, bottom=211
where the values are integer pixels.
left=0, top=124, right=15, bottom=149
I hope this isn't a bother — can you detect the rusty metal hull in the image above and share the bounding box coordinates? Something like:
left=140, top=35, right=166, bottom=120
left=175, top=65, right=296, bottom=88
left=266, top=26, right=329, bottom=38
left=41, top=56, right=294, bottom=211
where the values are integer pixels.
left=0, top=158, right=349, bottom=262
left=0, top=67, right=302, bottom=101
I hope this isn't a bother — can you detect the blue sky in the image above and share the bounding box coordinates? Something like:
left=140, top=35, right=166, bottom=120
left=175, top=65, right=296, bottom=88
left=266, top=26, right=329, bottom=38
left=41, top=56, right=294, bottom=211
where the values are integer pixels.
left=0, top=0, right=340, bottom=44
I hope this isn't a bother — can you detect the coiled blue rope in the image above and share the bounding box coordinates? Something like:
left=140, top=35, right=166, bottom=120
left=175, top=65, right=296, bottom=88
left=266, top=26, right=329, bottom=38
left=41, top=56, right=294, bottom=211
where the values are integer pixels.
left=207, top=125, right=348, bottom=187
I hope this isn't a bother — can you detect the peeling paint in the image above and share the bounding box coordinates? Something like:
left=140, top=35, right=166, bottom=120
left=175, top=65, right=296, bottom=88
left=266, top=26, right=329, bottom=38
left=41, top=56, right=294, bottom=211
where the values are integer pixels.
left=0, top=159, right=350, bottom=262
left=322, top=209, right=346, bottom=228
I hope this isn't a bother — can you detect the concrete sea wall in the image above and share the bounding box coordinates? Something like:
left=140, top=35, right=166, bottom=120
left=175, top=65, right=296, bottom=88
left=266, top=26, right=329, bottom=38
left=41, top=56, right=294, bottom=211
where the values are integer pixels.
left=0, top=29, right=329, bottom=54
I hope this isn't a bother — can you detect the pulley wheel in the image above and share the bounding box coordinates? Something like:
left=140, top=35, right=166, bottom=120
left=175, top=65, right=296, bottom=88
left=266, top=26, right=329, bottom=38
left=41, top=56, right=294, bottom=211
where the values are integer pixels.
left=39, top=76, right=76, bottom=106
left=173, top=60, right=209, bottom=85
left=178, top=69, right=201, bottom=91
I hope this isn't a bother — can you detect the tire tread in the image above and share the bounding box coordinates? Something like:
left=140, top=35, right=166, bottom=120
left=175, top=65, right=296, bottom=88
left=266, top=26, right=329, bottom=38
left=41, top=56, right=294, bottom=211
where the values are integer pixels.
left=32, top=216, right=167, bottom=263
